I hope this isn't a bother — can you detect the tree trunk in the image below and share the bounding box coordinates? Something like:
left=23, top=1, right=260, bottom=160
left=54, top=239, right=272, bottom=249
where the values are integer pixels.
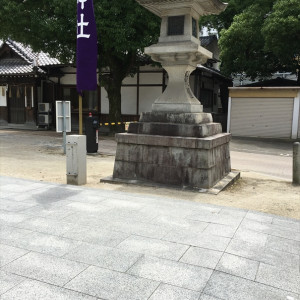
left=101, top=52, right=137, bottom=125
left=106, top=79, right=122, bottom=123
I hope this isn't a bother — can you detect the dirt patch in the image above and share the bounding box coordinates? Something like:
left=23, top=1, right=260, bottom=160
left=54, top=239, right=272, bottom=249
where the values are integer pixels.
left=0, top=129, right=299, bottom=220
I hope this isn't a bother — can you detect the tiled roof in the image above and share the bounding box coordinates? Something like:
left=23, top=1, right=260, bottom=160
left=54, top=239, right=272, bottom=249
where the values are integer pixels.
left=200, top=35, right=217, bottom=47
left=6, top=39, right=60, bottom=66
left=241, top=77, right=299, bottom=87
left=197, top=65, right=232, bottom=81
left=0, top=39, right=61, bottom=76
left=0, top=58, right=45, bottom=75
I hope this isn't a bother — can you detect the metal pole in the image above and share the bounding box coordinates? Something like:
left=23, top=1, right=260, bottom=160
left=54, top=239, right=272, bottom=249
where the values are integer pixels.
left=79, top=94, right=83, bottom=135
left=293, top=142, right=300, bottom=185
left=63, top=101, right=66, bottom=154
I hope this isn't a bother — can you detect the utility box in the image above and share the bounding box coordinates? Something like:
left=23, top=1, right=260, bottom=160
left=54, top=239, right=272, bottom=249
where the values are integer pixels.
left=66, top=135, right=86, bottom=185
left=85, top=114, right=99, bottom=153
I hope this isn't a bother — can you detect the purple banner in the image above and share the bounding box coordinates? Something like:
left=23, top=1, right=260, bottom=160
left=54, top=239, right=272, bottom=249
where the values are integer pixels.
left=76, top=0, right=97, bottom=94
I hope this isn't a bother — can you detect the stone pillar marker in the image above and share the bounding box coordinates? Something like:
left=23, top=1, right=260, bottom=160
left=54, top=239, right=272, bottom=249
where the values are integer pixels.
left=103, top=0, right=240, bottom=191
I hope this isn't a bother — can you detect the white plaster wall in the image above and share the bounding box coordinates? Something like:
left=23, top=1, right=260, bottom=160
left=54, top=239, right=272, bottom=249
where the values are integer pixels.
left=139, top=87, right=162, bottom=114
left=59, top=67, right=77, bottom=85
left=139, top=72, right=163, bottom=85
left=121, top=87, right=137, bottom=115
left=123, top=74, right=137, bottom=85
left=101, top=87, right=109, bottom=114
left=59, top=67, right=99, bottom=85
left=60, top=73, right=77, bottom=85
left=48, top=77, right=59, bottom=84
left=140, top=65, right=162, bottom=72
left=0, top=86, right=7, bottom=106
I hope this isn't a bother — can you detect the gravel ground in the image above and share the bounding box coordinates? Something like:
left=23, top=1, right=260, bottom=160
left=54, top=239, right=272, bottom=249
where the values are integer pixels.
left=0, top=129, right=299, bottom=220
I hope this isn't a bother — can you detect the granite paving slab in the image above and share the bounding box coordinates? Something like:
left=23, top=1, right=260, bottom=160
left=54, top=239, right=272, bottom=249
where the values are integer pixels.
left=117, top=235, right=189, bottom=260
left=179, top=246, right=223, bottom=269
left=127, top=256, right=213, bottom=291
left=0, top=244, right=29, bottom=267
left=1, top=176, right=300, bottom=300
left=148, top=283, right=201, bottom=300
left=63, top=241, right=142, bottom=272
left=199, top=295, right=225, bottom=300
left=203, top=271, right=299, bottom=300
left=0, top=199, right=37, bottom=212
left=65, top=265, right=160, bottom=300
left=164, top=229, right=231, bottom=251
left=0, top=225, right=33, bottom=245
left=215, top=253, right=259, bottom=280
left=13, top=216, right=75, bottom=236
left=62, top=224, right=130, bottom=247
left=256, top=263, right=300, bottom=294
left=1, top=252, right=88, bottom=286
left=265, top=235, right=300, bottom=255
left=0, top=279, right=98, bottom=300
left=202, top=223, right=238, bottom=238
left=0, top=271, right=25, bottom=295
left=0, top=210, right=32, bottom=226
left=5, top=231, right=82, bottom=257
left=226, top=238, right=300, bottom=271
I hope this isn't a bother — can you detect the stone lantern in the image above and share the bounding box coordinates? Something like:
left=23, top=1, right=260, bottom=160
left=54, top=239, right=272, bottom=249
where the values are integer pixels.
left=137, top=0, right=227, bottom=113
left=104, top=0, right=240, bottom=191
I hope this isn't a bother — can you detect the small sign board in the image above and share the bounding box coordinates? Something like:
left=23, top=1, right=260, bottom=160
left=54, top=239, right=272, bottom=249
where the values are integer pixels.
left=56, top=101, right=71, bottom=133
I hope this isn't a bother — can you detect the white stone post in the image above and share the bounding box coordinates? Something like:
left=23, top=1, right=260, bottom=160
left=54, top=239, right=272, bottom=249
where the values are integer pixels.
left=66, top=135, right=87, bottom=185
left=291, top=92, right=300, bottom=139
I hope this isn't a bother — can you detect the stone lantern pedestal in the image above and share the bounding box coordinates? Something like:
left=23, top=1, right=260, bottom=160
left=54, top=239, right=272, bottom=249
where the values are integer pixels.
left=104, top=0, right=239, bottom=191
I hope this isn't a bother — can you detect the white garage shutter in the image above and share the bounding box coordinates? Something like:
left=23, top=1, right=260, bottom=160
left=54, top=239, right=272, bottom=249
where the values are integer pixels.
left=230, top=97, right=294, bottom=138
left=298, top=104, right=300, bottom=138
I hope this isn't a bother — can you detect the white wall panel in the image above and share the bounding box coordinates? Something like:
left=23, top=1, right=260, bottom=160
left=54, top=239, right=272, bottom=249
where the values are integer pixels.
left=0, top=86, right=7, bottom=106
left=139, top=72, right=163, bottom=85
left=139, top=65, right=162, bottom=72
left=121, top=87, right=137, bottom=115
left=298, top=104, right=300, bottom=138
left=139, top=87, right=162, bottom=114
left=60, top=74, right=77, bottom=85
left=123, top=74, right=137, bottom=85
left=101, top=87, right=109, bottom=114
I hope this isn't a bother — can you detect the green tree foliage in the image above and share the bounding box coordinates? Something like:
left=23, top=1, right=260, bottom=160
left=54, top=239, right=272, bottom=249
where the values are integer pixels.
left=0, top=0, right=160, bottom=121
left=199, top=0, right=253, bottom=34
left=200, top=0, right=300, bottom=82
left=262, top=0, right=300, bottom=76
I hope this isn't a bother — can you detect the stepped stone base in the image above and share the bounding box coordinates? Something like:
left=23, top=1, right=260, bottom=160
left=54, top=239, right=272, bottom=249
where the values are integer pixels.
left=113, top=132, right=232, bottom=189
left=110, top=111, right=235, bottom=190
left=128, top=122, right=222, bottom=138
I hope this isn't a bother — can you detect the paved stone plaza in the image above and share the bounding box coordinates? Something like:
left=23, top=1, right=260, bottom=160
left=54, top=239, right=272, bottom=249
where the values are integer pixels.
left=0, top=176, right=299, bottom=300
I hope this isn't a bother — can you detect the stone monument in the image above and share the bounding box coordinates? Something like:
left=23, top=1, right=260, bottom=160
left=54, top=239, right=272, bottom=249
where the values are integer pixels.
left=106, top=0, right=239, bottom=190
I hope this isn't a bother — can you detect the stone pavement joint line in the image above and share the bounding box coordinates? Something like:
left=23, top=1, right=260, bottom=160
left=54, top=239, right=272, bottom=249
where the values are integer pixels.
left=0, top=176, right=300, bottom=300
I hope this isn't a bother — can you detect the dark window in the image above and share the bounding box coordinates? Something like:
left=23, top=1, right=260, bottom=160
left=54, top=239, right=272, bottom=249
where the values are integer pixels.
left=168, top=16, right=185, bottom=36
left=192, top=18, right=198, bottom=38
left=201, top=89, right=214, bottom=112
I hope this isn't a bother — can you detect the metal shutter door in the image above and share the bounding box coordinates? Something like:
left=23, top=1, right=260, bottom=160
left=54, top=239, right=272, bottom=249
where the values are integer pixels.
left=298, top=104, right=300, bottom=138
left=230, top=97, right=293, bottom=138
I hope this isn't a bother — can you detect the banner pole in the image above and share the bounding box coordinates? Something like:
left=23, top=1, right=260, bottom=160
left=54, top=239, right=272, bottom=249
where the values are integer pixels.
left=79, top=94, right=83, bottom=135
left=62, top=101, right=66, bottom=154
